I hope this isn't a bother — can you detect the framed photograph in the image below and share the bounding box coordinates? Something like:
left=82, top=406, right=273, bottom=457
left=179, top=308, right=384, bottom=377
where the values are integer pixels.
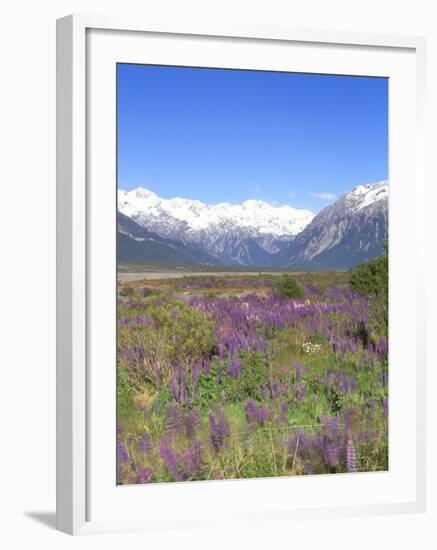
left=56, top=15, right=427, bottom=535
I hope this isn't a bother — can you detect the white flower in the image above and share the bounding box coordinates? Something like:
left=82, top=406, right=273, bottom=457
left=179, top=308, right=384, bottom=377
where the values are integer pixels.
left=301, top=341, right=322, bottom=355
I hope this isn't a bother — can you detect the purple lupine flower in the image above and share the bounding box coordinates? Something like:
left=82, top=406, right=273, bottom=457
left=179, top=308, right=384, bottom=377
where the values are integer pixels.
left=135, top=314, right=155, bottom=326
left=159, top=438, right=181, bottom=480
left=259, top=384, right=270, bottom=400
left=137, top=467, right=153, bottom=484
left=180, top=387, right=189, bottom=406
left=182, top=439, right=202, bottom=474
left=339, top=372, right=349, bottom=394
left=117, top=442, right=129, bottom=464
left=322, top=441, right=340, bottom=468
left=137, top=432, right=151, bottom=453
left=171, top=376, right=180, bottom=401
left=258, top=404, right=270, bottom=424
left=180, top=367, right=187, bottom=392
left=269, top=378, right=279, bottom=399
left=276, top=401, right=289, bottom=424
left=294, top=362, right=304, bottom=381
left=245, top=398, right=258, bottom=424
left=209, top=409, right=230, bottom=452
left=245, top=399, right=270, bottom=426
left=165, top=404, right=183, bottom=435
left=233, top=357, right=242, bottom=378
left=191, top=408, right=201, bottom=432
left=346, top=439, right=357, bottom=473
left=320, top=414, right=341, bottom=438
left=341, top=407, right=358, bottom=434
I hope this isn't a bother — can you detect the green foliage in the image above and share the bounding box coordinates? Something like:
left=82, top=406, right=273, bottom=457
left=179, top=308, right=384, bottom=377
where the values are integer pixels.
left=117, top=375, right=136, bottom=417
left=274, top=274, right=305, bottom=299
left=196, top=352, right=270, bottom=409
left=117, top=298, right=216, bottom=391
left=150, top=300, right=216, bottom=360
left=157, top=387, right=173, bottom=412
left=309, top=331, right=328, bottom=346
left=143, top=287, right=161, bottom=297
left=238, top=446, right=276, bottom=479
left=117, top=375, right=135, bottom=401
left=119, top=286, right=135, bottom=297
left=348, top=242, right=388, bottom=336
left=348, top=241, right=388, bottom=299
left=225, top=352, right=270, bottom=402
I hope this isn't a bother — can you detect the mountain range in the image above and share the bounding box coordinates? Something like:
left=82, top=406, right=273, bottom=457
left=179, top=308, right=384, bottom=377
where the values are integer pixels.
left=118, top=181, right=388, bottom=269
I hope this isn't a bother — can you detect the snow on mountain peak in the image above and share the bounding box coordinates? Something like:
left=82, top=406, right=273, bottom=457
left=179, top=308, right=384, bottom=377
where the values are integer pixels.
left=118, top=181, right=389, bottom=266
left=118, top=187, right=315, bottom=238
left=346, top=180, right=389, bottom=213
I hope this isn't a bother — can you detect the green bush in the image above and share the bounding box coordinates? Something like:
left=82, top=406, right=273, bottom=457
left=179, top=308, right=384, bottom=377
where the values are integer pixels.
left=120, top=286, right=135, bottom=297
left=117, top=299, right=216, bottom=392
left=274, top=274, right=305, bottom=299
left=348, top=242, right=388, bottom=336
left=348, top=241, right=388, bottom=299
left=309, top=331, right=328, bottom=345
left=195, top=352, right=270, bottom=409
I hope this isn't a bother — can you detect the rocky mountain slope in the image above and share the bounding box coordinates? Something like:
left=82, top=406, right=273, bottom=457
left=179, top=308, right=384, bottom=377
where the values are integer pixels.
left=117, top=212, right=219, bottom=265
left=117, top=181, right=389, bottom=268
left=274, top=181, right=388, bottom=269
left=118, top=188, right=314, bottom=265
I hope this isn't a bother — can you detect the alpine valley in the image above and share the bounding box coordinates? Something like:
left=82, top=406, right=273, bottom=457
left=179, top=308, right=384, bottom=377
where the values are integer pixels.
left=117, top=181, right=388, bottom=269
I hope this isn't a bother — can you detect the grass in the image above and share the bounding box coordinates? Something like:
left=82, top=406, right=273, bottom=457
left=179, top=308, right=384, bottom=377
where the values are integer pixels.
left=116, top=270, right=388, bottom=484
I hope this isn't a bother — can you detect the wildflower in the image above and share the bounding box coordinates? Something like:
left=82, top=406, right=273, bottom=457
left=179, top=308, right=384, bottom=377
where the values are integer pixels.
left=165, top=404, right=184, bottom=435
left=117, top=442, right=129, bottom=464
left=209, top=409, right=230, bottom=452
left=245, top=399, right=270, bottom=427
left=137, top=467, right=153, bottom=484
left=245, top=398, right=258, bottom=424
left=159, top=438, right=181, bottom=481
left=182, top=439, right=203, bottom=474
left=137, top=432, right=152, bottom=453
left=191, top=408, right=201, bottom=432
left=301, top=341, right=322, bottom=355
left=322, top=441, right=340, bottom=468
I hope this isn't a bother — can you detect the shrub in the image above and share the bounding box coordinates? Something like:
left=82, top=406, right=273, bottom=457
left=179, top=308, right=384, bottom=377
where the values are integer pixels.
left=309, top=331, right=328, bottom=345
left=117, top=299, right=216, bottom=393
left=348, top=241, right=388, bottom=299
left=274, top=274, right=305, bottom=299
left=348, top=242, right=388, bottom=336
left=195, top=352, right=270, bottom=408
left=120, top=286, right=135, bottom=297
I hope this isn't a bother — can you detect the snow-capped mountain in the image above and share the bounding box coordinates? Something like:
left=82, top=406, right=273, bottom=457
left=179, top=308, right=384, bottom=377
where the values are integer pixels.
left=118, top=188, right=314, bottom=265
left=118, top=181, right=389, bottom=268
left=117, top=212, right=220, bottom=265
left=274, top=181, right=389, bottom=269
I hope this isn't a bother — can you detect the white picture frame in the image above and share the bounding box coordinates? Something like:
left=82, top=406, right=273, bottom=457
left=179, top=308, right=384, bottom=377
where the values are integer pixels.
left=56, top=14, right=427, bottom=535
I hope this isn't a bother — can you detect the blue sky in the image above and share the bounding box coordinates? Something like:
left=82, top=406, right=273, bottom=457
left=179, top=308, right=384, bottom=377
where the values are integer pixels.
left=117, top=64, right=388, bottom=213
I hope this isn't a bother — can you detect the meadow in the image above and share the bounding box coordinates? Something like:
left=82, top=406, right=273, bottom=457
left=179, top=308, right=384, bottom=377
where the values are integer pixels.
left=116, top=270, right=388, bottom=484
